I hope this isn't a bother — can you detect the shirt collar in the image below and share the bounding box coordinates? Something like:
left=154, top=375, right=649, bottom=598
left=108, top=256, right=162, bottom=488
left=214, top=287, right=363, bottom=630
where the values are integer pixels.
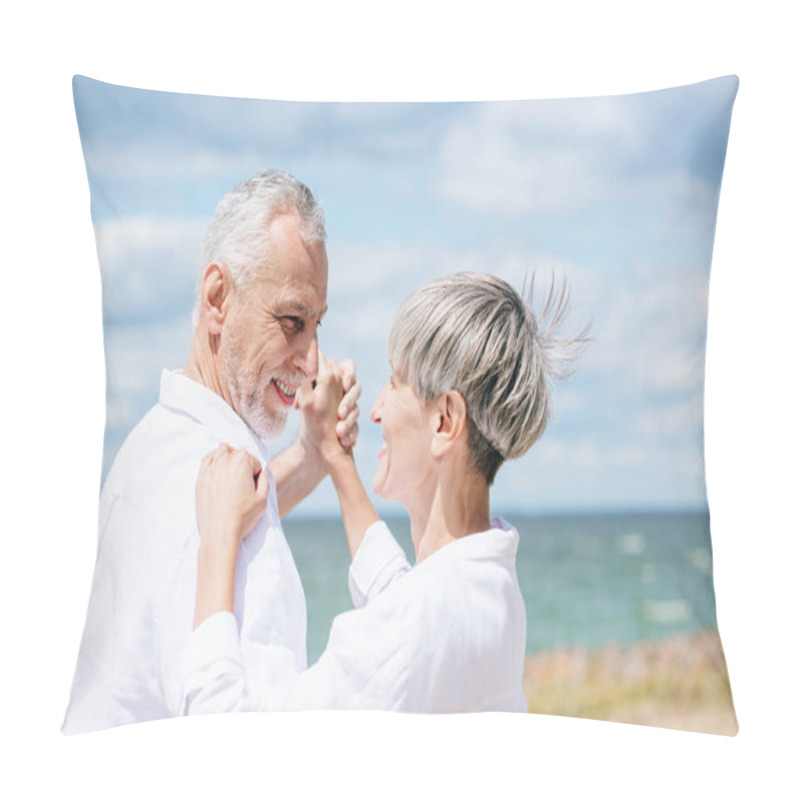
left=158, top=369, right=271, bottom=462
left=419, top=516, right=519, bottom=570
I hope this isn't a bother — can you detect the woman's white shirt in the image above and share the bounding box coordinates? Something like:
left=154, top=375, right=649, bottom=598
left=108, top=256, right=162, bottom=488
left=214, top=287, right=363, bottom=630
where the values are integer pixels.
left=174, top=517, right=527, bottom=714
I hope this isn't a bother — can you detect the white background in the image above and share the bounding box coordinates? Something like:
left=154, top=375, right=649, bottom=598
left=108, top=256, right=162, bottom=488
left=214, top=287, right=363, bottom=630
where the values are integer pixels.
left=3, top=1, right=798, bottom=797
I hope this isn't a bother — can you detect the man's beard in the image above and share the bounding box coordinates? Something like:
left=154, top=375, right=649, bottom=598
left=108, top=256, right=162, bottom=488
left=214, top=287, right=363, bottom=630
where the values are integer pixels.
left=220, top=336, right=289, bottom=441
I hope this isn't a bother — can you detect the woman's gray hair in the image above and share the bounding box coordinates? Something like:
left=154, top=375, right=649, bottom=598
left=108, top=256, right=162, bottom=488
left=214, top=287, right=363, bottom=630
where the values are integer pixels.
left=192, top=169, right=326, bottom=327
left=388, top=272, right=587, bottom=484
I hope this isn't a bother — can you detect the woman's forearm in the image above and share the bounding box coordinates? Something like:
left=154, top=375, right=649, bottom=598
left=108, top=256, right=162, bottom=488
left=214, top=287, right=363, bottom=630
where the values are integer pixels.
left=194, top=540, right=239, bottom=629
left=328, top=454, right=380, bottom=559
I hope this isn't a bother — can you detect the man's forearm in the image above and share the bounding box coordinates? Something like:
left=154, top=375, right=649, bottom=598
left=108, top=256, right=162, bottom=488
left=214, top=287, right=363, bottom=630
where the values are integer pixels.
left=328, top=454, right=380, bottom=559
left=269, top=439, right=326, bottom=519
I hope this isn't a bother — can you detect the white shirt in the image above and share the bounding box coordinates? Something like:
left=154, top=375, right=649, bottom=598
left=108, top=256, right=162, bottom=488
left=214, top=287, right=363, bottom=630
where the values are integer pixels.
left=63, top=370, right=308, bottom=734
left=175, top=517, right=528, bottom=714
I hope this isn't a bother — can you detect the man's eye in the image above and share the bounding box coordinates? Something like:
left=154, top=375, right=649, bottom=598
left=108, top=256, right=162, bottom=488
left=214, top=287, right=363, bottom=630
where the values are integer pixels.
left=282, top=317, right=304, bottom=333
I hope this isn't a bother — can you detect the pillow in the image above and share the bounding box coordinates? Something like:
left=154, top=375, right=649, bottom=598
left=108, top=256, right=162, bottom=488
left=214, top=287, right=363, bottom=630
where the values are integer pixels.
left=64, top=74, right=738, bottom=734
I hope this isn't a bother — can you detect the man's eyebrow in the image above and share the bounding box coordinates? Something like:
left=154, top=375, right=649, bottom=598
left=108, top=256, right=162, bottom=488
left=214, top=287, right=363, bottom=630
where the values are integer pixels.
left=276, top=301, right=328, bottom=319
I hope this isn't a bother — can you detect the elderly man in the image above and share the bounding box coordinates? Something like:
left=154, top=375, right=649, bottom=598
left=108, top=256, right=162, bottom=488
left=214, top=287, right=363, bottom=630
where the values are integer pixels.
left=63, top=170, right=362, bottom=734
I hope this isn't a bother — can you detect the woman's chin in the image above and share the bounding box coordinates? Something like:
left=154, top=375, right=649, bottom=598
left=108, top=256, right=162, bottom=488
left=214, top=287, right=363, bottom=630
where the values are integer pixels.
left=372, top=476, right=399, bottom=503
left=372, top=457, right=389, bottom=498
left=372, top=475, right=388, bottom=499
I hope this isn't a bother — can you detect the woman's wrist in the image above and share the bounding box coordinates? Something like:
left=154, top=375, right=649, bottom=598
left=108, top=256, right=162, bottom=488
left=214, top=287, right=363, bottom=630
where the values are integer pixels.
left=326, top=447, right=357, bottom=484
left=326, top=450, right=379, bottom=558
left=293, top=434, right=327, bottom=480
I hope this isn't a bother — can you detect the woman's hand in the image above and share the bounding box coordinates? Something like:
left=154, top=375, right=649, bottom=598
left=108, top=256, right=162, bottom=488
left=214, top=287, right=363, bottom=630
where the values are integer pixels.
left=196, top=443, right=269, bottom=549
left=335, top=359, right=362, bottom=450
left=193, top=443, right=269, bottom=628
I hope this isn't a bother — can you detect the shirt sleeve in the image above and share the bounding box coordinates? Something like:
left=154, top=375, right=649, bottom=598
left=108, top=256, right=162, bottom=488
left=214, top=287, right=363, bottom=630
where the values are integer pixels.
left=173, top=577, right=426, bottom=714
left=348, top=520, right=411, bottom=608
left=173, top=521, right=415, bottom=716
left=171, top=612, right=246, bottom=716
left=169, top=611, right=305, bottom=715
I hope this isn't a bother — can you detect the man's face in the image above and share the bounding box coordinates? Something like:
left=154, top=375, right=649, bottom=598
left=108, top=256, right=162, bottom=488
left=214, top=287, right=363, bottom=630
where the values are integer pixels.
left=220, top=212, right=328, bottom=439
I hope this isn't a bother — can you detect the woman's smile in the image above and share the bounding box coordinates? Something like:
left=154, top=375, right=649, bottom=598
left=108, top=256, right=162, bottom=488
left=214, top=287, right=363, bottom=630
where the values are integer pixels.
left=371, top=378, right=432, bottom=502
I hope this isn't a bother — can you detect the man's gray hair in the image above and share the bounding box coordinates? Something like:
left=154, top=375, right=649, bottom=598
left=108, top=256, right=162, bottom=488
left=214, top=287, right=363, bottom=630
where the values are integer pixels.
left=192, top=169, right=326, bottom=327
left=388, top=272, right=586, bottom=484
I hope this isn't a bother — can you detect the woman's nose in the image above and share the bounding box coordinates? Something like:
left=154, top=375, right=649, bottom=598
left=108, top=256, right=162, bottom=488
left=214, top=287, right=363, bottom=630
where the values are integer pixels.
left=371, top=383, right=387, bottom=423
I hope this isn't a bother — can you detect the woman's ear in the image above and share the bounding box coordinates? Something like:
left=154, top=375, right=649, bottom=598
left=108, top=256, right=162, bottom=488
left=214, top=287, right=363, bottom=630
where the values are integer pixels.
left=201, top=263, right=233, bottom=335
left=431, top=390, right=468, bottom=457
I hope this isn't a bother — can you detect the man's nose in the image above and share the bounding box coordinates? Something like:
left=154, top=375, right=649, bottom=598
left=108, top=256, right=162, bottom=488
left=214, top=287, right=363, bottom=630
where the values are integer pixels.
left=296, top=331, right=319, bottom=381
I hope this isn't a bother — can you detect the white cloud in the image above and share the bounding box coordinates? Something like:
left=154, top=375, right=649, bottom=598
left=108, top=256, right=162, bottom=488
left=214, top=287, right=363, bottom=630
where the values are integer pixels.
left=102, top=315, right=194, bottom=474
left=94, top=215, right=206, bottom=321
left=434, top=97, right=635, bottom=215
left=89, top=145, right=256, bottom=180
left=633, top=399, right=705, bottom=439
left=438, top=138, right=605, bottom=215
left=534, top=437, right=648, bottom=470
left=434, top=96, right=721, bottom=225
left=582, top=259, right=709, bottom=395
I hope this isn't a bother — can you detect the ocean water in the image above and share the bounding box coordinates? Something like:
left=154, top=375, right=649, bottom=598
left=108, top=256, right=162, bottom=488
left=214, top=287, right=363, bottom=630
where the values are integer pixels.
left=283, top=511, right=719, bottom=664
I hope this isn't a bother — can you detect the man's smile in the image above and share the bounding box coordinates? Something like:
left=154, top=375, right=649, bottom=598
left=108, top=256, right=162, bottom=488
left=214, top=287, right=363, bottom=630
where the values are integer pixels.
left=272, top=377, right=298, bottom=405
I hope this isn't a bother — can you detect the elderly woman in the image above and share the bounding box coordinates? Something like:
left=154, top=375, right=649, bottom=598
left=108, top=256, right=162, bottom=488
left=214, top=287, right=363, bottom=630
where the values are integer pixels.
left=173, top=272, right=582, bottom=714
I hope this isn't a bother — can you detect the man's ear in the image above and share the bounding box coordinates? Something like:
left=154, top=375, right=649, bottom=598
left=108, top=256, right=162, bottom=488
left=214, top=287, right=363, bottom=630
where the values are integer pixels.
left=201, top=263, right=233, bottom=335
left=431, top=390, right=468, bottom=458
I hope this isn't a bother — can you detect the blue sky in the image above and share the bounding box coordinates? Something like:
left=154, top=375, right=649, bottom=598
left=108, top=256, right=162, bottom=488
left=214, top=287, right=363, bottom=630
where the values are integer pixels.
left=74, top=75, right=738, bottom=516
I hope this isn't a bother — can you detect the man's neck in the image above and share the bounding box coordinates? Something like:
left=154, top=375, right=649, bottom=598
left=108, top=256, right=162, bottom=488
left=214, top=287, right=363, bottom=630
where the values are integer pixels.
left=184, top=330, right=228, bottom=403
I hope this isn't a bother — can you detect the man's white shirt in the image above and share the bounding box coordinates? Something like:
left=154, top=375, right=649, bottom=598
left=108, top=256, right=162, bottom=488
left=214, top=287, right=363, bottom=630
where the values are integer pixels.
left=62, top=370, right=309, bottom=734
left=176, top=518, right=528, bottom=714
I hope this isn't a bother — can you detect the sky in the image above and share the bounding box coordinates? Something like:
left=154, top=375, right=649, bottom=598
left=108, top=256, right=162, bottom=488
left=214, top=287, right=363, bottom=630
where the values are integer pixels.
left=73, top=74, right=738, bottom=517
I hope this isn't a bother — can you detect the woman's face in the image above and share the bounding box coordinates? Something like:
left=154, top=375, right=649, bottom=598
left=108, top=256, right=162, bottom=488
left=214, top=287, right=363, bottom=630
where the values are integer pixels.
left=370, top=371, right=435, bottom=505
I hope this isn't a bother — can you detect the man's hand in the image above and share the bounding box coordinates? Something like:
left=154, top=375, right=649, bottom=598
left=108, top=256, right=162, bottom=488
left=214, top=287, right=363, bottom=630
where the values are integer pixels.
left=296, top=353, right=350, bottom=469
left=270, top=349, right=362, bottom=518
left=296, top=349, right=361, bottom=467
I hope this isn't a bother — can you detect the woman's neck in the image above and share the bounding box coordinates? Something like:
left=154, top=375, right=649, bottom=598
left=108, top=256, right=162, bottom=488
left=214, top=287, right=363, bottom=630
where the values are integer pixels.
left=408, top=470, right=491, bottom=563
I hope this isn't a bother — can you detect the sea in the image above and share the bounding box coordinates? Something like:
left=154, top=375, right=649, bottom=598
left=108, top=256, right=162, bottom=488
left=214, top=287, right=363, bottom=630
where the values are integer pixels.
left=283, top=510, right=721, bottom=664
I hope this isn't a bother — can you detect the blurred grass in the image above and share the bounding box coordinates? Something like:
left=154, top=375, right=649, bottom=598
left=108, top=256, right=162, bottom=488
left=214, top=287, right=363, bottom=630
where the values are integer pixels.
left=523, top=629, right=738, bottom=735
